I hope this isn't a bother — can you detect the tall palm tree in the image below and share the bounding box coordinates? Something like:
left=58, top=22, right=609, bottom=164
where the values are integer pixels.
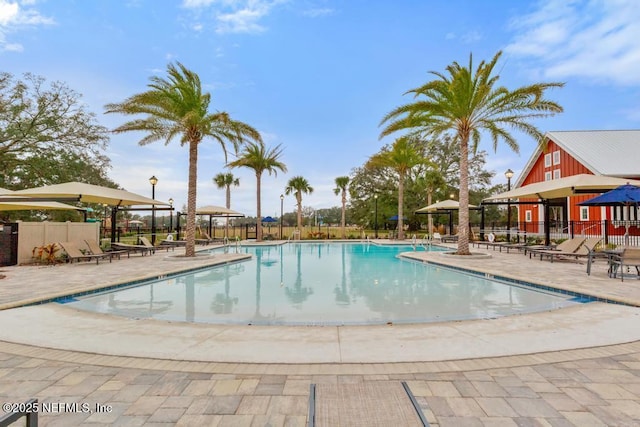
left=415, top=169, right=445, bottom=237
left=379, top=51, right=563, bottom=254
left=285, top=176, right=314, bottom=233
left=105, top=62, right=261, bottom=257
left=366, top=137, right=424, bottom=240
left=333, top=176, right=350, bottom=239
left=228, top=141, right=287, bottom=242
left=213, top=172, right=239, bottom=238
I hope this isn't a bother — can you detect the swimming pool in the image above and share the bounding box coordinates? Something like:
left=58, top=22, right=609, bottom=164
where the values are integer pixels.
left=64, top=242, right=584, bottom=325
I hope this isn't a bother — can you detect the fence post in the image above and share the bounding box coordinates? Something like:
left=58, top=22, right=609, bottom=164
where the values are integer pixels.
left=603, top=219, right=609, bottom=245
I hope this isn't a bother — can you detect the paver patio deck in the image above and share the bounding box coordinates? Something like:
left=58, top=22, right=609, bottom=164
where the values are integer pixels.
left=1, top=240, right=639, bottom=425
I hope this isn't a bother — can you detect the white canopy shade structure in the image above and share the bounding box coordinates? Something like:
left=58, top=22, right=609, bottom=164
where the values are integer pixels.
left=195, top=205, right=245, bottom=217
left=175, top=205, right=244, bottom=241
left=482, top=174, right=640, bottom=246
left=415, top=199, right=478, bottom=236
left=415, top=199, right=477, bottom=213
left=483, top=174, right=640, bottom=201
left=9, top=182, right=169, bottom=206
left=0, top=187, right=84, bottom=212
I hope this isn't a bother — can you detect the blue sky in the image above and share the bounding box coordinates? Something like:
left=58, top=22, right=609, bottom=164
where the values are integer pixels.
left=2, top=0, right=640, bottom=218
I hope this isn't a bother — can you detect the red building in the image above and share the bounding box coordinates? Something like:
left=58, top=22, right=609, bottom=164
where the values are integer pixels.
left=514, top=130, right=640, bottom=240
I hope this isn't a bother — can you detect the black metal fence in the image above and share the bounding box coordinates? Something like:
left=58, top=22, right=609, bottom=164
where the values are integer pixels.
left=473, top=220, right=640, bottom=246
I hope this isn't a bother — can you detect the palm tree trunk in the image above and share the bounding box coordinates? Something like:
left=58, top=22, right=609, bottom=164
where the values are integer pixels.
left=341, top=191, right=346, bottom=239
left=296, top=194, right=302, bottom=232
left=457, top=136, right=471, bottom=255
left=256, top=172, right=262, bottom=242
left=225, top=185, right=231, bottom=239
left=398, top=173, right=404, bottom=240
left=427, top=189, right=433, bottom=237
left=185, top=141, right=198, bottom=257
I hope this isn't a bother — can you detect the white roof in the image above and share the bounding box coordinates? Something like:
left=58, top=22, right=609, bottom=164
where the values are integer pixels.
left=485, top=174, right=640, bottom=201
left=415, top=199, right=476, bottom=213
left=516, top=130, right=640, bottom=187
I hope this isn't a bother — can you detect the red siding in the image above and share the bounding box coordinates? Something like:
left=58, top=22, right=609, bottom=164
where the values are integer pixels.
left=517, top=138, right=599, bottom=223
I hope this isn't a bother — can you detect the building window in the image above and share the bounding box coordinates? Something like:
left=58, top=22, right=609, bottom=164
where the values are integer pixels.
left=553, top=150, right=561, bottom=165
left=544, top=153, right=552, bottom=167
left=553, top=169, right=561, bottom=179
left=614, top=206, right=638, bottom=221
left=580, top=206, right=589, bottom=221
left=525, top=210, right=532, bottom=222
left=545, top=171, right=552, bottom=181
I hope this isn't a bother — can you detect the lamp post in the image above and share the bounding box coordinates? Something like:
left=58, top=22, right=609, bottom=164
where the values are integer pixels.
left=505, top=168, right=514, bottom=243
left=168, top=198, right=174, bottom=237
left=374, top=194, right=378, bottom=239
left=149, top=175, right=158, bottom=245
left=102, top=203, right=108, bottom=239
left=280, top=194, right=284, bottom=240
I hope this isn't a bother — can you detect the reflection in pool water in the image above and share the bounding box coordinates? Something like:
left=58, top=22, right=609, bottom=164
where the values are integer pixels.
left=65, top=243, right=583, bottom=325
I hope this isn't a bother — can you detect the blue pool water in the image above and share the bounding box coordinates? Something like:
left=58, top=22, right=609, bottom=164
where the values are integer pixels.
left=65, top=243, right=584, bottom=325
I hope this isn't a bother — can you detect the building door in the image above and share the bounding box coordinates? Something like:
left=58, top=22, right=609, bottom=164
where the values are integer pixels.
left=548, top=198, right=567, bottom=234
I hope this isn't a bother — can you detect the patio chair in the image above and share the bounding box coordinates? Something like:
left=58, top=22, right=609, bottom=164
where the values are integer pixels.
left=138, top=236, right=166, bottom=253
left=441, top=234, right=458, bottom=243
left=530, top=236, right=588, bottom=262
left=59, top=241, right=113, bottom=264
left=473, top=232, right=505, bottom=250
left=84, top=239, right=126, bottom=260
left=159, top=238, right=185, bottom=248
left=432, top=232, right=442, bottom=242
left=610, top=248, right=640, bottom=282
left=111, top=241, right=154, bottom=256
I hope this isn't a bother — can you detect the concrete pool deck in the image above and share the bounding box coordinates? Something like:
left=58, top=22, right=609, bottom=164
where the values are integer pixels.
left=1, top=240, right=640, bottom=425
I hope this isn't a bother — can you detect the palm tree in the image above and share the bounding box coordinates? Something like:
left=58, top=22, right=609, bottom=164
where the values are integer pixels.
left=333, top=176, right=350, bottom=239
left=379, top=51, right=563, bottom=254
left=366, top=137, right=424, bottom=240
left=228, top=141, right=287, bottom=242
left=415, top=169, right=445, bottom=237
left=105, top=62, right=261, bottom=257
left=285, top=176, right=314, bottom=233
left=213, top=172, right=239, bottom=238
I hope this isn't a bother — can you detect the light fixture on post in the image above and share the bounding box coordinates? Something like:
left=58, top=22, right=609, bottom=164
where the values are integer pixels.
left=149, top=175, right=158, bottom=245
left=102, top=203, right=109, bottom=239
left=505, top=168, right=514, bottom=242
left=280, top=194, right=284, bottom=240
left=374, top=194, right=379, bottom=239
left=168, top=197, right=174, bottom=237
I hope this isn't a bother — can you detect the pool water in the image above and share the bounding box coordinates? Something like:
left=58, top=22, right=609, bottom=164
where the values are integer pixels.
left=65, top=242, right=584, bottom=325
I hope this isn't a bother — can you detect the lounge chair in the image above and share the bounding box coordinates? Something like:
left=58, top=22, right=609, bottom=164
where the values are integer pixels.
left=473, top=233, right=504, bottom=250
left=84, top=239, right=126, bottom=260
left=111, top=241, right=154, bottom=256
left=432, top=232, right=442, bottom=242
left=610, top=248, right=640, bottom=281
left=441, top=234, right=458, bottom=243
left=530, top=236, right=588, bottom=262
left=59, top=241, right=113, bottom=264
left=197, top=231, right=222, bottom=245
left=139, top=236, right=172, bottom=253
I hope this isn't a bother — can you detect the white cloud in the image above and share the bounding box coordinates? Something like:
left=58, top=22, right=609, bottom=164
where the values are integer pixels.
left=302, top=8, right=334, bottom=18
left=216, top=6, right=267, bottom=34
left=0, top=0, right=54, bottom=51
left=180, top=0, right=286, bottom=35
left=505, top=0, right=640, bottom=86
left=443, top=29, right=483, bottom=44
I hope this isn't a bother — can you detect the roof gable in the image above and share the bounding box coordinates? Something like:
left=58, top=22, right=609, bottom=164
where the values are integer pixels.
left=516, top=130, right=640, bottom=187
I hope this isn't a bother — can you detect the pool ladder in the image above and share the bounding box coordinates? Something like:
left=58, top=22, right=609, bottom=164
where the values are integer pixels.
left=412, top=234, right=430, bottom=251
left=223, top=236, right=241, bottom=253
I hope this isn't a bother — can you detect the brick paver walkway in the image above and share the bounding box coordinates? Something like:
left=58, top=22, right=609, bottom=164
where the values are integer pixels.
left=1, top=241, right=639, bottom=426
left=1, top=342, right=639, bottom=426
